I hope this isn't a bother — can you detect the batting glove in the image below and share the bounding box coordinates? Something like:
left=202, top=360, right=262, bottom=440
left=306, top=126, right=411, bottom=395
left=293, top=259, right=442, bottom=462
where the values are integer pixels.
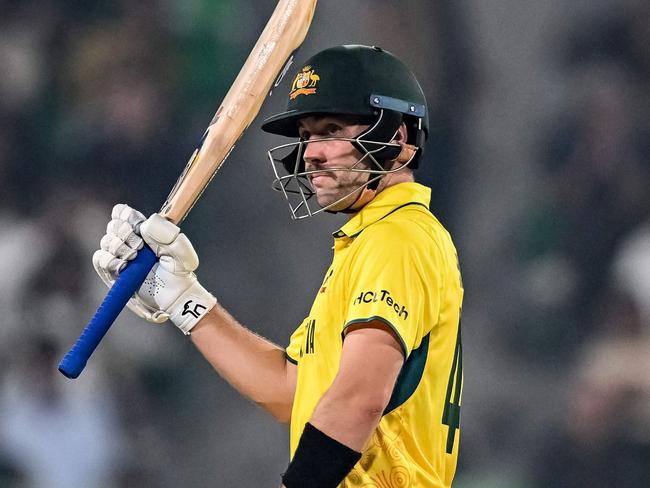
left=93, top=204, right=217, bottom=334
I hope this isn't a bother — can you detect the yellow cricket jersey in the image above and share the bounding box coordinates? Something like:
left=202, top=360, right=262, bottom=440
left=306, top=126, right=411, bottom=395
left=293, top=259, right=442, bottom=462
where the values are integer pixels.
left=285, top=182, right=464, bottom=487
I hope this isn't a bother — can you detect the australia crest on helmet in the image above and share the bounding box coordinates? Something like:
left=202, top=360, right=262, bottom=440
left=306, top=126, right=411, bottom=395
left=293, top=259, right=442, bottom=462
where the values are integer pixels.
left=289, top=65, right=320, bottom=100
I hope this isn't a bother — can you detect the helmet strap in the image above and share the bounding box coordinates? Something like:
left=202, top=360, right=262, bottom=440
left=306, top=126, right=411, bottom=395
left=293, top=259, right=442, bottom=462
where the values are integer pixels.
left=332, top=185, right=377, bottom=215
left=392, top=142, right=418, bottom=164
left=348, top=186, right=377, bottom=210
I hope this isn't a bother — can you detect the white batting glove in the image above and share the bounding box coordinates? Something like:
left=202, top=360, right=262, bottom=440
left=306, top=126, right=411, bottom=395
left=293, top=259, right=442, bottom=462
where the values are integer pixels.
left=93, top=204, right=216, bottom=335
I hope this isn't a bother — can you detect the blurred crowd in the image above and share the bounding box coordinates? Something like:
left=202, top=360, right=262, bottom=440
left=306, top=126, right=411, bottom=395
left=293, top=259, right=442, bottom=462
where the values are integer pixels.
left=464, top=1, right=650, bottom=486
left=0, top=0, right=648, bottom=487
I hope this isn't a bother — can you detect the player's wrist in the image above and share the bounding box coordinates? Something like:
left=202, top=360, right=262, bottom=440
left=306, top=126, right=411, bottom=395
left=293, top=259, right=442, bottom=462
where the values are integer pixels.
left=168, top=280, right=217, bottom=334
left=282, top=422, right=361, bottom=488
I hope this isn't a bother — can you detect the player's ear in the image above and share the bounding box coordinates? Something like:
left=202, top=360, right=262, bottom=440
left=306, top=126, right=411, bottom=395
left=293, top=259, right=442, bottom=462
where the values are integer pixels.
left=392, top=122, right=408, bottom=143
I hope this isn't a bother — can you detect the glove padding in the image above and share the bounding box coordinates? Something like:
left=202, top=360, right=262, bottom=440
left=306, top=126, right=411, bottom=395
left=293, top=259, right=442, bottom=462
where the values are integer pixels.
left=93, top=204, right=216, bottom=334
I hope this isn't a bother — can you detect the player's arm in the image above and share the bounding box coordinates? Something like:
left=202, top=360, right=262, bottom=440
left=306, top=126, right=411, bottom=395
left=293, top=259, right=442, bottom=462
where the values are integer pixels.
left=311, top=322, right=404, bottom=448
left=94, top=205, right=296, bottom=423
left=190, top=306, right=296, bottom=423
left=281, top=320, right=404, bottom=487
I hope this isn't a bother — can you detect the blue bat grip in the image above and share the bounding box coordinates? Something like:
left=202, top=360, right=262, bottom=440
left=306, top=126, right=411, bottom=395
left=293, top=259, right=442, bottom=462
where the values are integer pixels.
left=58, top=245, right=158, bottom=379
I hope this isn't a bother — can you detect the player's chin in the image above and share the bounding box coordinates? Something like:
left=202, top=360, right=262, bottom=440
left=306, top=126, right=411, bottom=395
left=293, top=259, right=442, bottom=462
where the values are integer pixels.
left=316, top=190, right=359, bottom=212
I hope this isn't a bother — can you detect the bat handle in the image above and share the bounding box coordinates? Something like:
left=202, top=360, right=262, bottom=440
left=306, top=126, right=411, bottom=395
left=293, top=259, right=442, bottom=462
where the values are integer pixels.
left=58, top=245, right=158, bottom=379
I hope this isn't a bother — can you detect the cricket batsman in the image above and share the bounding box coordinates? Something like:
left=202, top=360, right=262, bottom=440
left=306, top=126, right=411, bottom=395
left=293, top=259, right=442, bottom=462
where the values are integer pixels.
left=94, top=45, right=464, bottom=487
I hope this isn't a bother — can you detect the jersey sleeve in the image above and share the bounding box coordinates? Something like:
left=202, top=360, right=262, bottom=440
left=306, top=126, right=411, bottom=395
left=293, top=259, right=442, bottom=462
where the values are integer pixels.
left=285, top=320, right=307, bottom=364
left=342, top=222, right=441, bottom=358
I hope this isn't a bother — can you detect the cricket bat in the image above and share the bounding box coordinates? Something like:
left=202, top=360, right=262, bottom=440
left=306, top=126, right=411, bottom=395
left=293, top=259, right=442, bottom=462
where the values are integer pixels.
left=59, top=0, right=318, bottom=379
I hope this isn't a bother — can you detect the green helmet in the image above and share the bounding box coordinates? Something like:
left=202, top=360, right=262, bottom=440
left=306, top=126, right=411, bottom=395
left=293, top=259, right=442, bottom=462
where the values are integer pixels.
left=261, top=45, right=428, bottom=165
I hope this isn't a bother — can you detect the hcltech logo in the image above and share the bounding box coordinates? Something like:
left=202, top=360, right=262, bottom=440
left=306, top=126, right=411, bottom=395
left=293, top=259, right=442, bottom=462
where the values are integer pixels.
left=353, top=290, right=409, bottom=320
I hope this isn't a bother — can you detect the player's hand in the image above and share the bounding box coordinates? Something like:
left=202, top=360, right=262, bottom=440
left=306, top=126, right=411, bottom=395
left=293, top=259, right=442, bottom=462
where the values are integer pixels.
left=93, top=204, right=217, bottom=334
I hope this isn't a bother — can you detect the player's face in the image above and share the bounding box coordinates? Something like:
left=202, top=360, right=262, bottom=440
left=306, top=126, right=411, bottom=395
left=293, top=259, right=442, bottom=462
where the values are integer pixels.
left=298, top=115, right=371, bottom=211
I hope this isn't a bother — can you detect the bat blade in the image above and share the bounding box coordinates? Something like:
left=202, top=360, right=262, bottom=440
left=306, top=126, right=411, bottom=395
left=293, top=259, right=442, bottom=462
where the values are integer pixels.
left=161, top=0, right=318, bottom=224
left=58, top=0, right=318, bottom=379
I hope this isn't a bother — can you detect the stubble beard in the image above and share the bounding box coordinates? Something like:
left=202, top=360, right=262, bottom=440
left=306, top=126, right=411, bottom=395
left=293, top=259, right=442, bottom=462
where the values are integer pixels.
left=314, top=173, right=367, bottom=211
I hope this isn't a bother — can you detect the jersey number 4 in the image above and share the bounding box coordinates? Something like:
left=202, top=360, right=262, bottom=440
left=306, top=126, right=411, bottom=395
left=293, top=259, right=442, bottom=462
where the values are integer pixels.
left=442, top=315, right=462, bottom=454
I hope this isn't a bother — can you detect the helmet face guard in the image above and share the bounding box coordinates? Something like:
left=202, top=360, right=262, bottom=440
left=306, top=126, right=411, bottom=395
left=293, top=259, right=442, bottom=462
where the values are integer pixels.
left=267, top=110, right=418, bottom=220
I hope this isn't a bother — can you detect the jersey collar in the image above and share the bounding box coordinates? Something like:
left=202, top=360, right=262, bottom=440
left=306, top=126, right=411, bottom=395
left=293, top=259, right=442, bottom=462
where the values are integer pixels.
left=333, top=182, right=431, bottom=239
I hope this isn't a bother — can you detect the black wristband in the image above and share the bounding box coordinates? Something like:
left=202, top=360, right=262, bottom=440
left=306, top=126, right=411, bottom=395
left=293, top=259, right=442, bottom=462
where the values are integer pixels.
left=282, top=423, right=362, bottom=488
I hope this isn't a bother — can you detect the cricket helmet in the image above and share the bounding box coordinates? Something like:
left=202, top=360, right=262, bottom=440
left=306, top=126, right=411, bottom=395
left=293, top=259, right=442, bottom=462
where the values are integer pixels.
left=262, top=44, right=428, bottom=163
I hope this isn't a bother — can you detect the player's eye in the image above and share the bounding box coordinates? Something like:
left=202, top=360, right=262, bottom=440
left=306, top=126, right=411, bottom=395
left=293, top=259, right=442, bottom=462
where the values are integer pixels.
left=326, top=124, right=341, bottom=136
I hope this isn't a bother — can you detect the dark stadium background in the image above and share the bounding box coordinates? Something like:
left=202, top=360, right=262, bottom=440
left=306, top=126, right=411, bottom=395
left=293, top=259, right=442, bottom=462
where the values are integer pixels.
left=1, top=0, right=648, bottom=486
